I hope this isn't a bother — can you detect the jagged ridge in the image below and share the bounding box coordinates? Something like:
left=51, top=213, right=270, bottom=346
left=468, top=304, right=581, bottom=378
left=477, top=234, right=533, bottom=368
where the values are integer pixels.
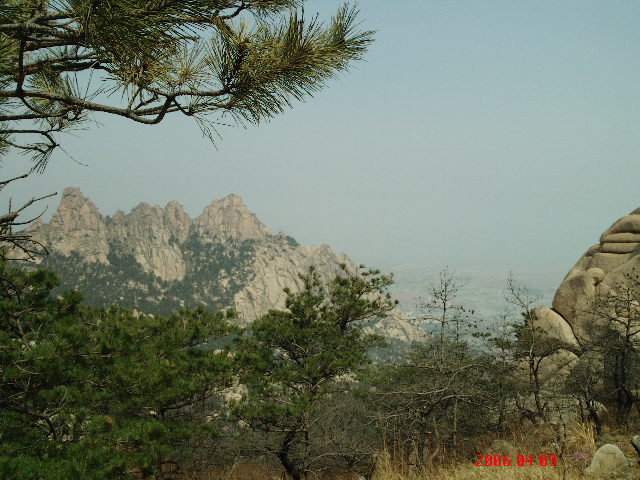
left=23, top=188, right=424, bottom=346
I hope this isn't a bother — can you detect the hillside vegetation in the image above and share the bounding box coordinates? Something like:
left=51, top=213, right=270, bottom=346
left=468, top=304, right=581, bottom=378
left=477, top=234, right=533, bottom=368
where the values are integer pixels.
left=4, top=254, right=640, bottom=479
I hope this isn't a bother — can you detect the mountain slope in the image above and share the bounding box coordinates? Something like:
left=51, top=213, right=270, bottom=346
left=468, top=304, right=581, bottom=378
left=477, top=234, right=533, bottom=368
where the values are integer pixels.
left=23, top=188, right=423, bottom=345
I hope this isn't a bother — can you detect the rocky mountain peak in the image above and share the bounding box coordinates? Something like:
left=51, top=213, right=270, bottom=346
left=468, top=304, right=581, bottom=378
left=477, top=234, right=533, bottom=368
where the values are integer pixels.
left=53, top=186, right=102, bottom=230
left=39, top=186, right=109, bottom=263
left=124, top=202, right=163, bottom=225
left=164, top=201, right=191, bottom=243
left=60, top=186, right=87, bottom=205
left=23, top=187, right=423, bottom=347
left=193, top=193, right=271, bottom=241
left=165, top=200, right=188, bottom=220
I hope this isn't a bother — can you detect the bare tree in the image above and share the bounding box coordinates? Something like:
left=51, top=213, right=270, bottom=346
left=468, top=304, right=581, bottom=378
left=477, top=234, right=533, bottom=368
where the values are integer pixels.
left=565, top=352, right=605, bottom=435
left=417, top=267, right=475, bottom=344
left=370, top=269, right=490, bottom=463
left=582, top=271, right=640, bottom=425
left=0, top=173, right=55, bottom=261
left=502, top=273, right=572, bottom=425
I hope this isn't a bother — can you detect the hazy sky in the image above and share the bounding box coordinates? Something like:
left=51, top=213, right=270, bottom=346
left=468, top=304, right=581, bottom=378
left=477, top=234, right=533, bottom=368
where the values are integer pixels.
left=4, top=1, right=640, bottom=285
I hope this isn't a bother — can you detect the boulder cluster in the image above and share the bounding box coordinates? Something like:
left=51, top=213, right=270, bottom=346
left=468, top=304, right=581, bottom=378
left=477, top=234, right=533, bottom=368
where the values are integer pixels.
left=533, top=208, right=640, bottom=347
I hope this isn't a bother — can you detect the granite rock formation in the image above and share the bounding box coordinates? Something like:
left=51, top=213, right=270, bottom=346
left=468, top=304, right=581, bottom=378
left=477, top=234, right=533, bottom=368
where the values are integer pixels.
left=535, top=207, right=640, bottom=346
left=584, top=444, right=629, bottom=478
left=22, top=188, right=422, bottom=345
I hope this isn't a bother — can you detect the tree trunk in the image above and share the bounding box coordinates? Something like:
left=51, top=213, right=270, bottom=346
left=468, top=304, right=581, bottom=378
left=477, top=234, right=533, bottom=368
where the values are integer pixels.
left=532, top=367, right=544, bottom=417
left=416, top=431, right=426, bottom=468
left=278, top=430, right=304, bottom=480
left=452, top=397, right=458, bottom=449
left=586, top=403, right=603, bottom=436
left=617, top=394, right=634, bottom=425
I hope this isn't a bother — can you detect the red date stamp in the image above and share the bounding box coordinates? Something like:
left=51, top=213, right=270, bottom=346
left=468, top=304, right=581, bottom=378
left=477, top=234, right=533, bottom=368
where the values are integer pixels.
left=475, top=454, right=557, bottom=467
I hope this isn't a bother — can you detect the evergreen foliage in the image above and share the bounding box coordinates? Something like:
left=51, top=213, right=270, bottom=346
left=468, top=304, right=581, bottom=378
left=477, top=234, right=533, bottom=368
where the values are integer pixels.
left=233, top=264, right=395, bottom=480
left=34, top=236, right=257, bottom=316
left=0, top=1, right=373, bottom=259
left=0, top=258, right=238, bottom=479
left=0, top=0, right=374, bottom=169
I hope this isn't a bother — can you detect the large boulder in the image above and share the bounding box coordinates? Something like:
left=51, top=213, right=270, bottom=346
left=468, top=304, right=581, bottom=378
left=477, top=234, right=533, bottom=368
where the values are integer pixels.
left=584, top=444, right=628, bottom=478
left=600, top=215, right=640, bottom=238
left=552, top=268, right=604, bottom=341
left=631, top=435, right=640, bottom=460
left=487, top=439, right=517, bottom=457
left=532, top=307, right=579, bottom=349
left=537, top=349, right=579, bottom=388
left=550, top=208, right=640, bottom=343
left=529, top=307, right=579, bottom=384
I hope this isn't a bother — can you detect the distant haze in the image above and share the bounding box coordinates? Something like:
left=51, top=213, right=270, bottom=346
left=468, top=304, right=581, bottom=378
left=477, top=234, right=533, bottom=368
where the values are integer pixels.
left=3, top=1, right=640, bottom=290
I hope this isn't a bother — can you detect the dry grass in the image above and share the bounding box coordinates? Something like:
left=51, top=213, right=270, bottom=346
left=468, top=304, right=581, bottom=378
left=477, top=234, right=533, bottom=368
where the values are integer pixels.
left=565, top=421, right=597, bottom=455
left=182, top=422, right=640, bottom=480
left=180, top=459, right=285, bottom=480
left=373, top=462, right=578, bottom=480
left=371, top=445, right=576, bottom=480
left=369, top=421, right=640, bottom=480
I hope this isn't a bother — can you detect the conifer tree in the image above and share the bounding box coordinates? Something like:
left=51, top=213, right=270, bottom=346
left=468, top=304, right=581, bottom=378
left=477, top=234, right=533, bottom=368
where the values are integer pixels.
left=0, top=0, right=373, bottom=170
left=0, top=257, right=238, bottom=479
left=234, top=264, right=394, bottom=480
left=0, top=0, right=373, bottom=257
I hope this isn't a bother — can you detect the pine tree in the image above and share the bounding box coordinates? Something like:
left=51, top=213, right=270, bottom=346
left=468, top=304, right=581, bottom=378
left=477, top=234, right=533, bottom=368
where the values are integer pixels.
left=0, top=1, right=373, bottom=258
left=0, top=258, right=238, bottom=479
left=233, top=264, right=394, bottom=480
left=0, top=0, right=373, bottom=169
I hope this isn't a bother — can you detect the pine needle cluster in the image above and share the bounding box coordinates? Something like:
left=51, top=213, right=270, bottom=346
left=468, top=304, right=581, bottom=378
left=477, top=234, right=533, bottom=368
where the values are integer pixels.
left=0, top=0, right=373, bottom=169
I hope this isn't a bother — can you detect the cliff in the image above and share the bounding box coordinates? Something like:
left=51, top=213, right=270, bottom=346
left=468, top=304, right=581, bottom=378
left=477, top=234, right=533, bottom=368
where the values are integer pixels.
left=23, top=187, right=422, bottom=345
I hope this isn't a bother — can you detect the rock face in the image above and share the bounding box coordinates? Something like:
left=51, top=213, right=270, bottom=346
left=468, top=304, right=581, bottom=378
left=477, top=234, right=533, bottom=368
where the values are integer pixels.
left=192, top=194, right=271, bottom=242
left=22, top=188, right=420, bottom=345
left=584, top=444, right=628, bottom=478
left=539, top=208, right=640, bottom=345
left=41, top=187, right=110, bottom=264
left=108, top=202, right=191, bottom=282
left=531, top=307, right=579, bottom=349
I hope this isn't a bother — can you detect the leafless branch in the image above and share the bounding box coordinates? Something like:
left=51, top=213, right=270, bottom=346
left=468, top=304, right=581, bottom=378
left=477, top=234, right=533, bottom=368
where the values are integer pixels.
left=0, top=175, right=56, bottom=261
